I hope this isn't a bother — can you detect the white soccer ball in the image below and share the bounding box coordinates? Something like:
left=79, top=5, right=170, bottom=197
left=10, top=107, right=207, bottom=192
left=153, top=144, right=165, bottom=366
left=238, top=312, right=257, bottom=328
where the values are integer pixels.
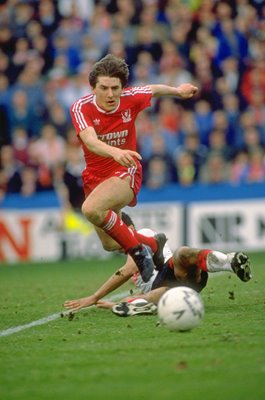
left=157, top=286, right=204, bottom=332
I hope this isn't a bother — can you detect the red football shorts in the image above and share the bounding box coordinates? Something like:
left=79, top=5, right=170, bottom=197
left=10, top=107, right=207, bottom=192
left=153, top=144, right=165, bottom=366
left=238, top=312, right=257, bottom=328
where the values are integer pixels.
left=82, top=161, right=143, bottom=207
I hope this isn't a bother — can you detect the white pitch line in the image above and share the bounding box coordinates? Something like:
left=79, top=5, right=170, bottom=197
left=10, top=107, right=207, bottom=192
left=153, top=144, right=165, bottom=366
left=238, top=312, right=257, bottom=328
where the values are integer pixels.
left=0, top=290, right=131, bottom=338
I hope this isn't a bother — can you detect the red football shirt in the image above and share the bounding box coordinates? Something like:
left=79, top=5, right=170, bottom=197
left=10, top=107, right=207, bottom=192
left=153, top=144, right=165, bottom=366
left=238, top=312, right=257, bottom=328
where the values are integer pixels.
left=70, top=86, right=152, bottom=177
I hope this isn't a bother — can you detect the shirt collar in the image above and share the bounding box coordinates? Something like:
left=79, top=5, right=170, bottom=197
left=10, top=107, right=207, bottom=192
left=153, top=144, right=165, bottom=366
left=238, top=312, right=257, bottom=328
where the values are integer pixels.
left=93, top=95, right=120, bottom=114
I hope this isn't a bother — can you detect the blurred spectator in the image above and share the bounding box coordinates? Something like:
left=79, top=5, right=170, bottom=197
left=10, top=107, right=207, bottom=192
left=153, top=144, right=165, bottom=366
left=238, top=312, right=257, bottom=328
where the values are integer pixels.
left=131, top=50, right=158, bottom=85
left=51, top=33, right=81, bottom=74
left=172, top=150, right=197, bottom=186
left=47, top=101, right=69, bottom=138
left=207, top=128, right=233, bottom=160
left=237, top=110, right=258, bottom=146
left=37, top=0, right=60, bottom=37
left=193, top=99, right=213, bottom=145
left=0, top=169, right=6, bottom=200
left=30, top=33, right=54, bottom=74
left=12, top=56, right=46, bottom=114
left=211, top=110, right=231, bottom=145
left=241, top=126, right=263, bottom=154
left=11, top=126, right=29, bottom=166
left=0, top=73, right=10, bottom=107
left=89, top=3, right=112, bottom=56
left=145, top=155, right=172, bottom=189
left=10, top=2, right=34, bottom=39
left=19, top=165, right=53, bottom=197
left=179, top=110, right=198, bottom=137
left=199, top=153, right=231, bottom=184
left=174, top=132, right=208, bottom=178
left=133, top=25, right=162, bottom=64
left=212, top=2, right=248, bottom=69
left=220, top=56, right=240, bottom=93
left=246, top=88, right=265, bottom=142
left=138, top=124, right=174, bottom=163
left=8, top=89, right=41, bottom=138
left=0, top=145, right=21, bottom=193
left=241, top=60, right=265, bottom=106
left=63, top=145, right=86, bottom=209
left=28, top=123, right=66, bottom=169
left=130, top=60, right=155, bottom=86
left=169, top=21, right=191, bottom=62
left=158, top=40, right=193, bottom=87
left=230, top=150, right=249, bottom=184
left=242, top=147, right=265, bottom=183
left=111, top=12, right=137, bottom=47
left=58, top=62, right=92, bottom=110
left=0, top=103, right=10, bottom=146
left=193, top=56, right=216, bottom=105
left=58, top=0, right=95, bottom=21
left=80, top=34, right=101, bottom=63
left=11, top=37, right=32, bottom=78
left=157, top=97, right=182, bottom=134
left=0, top=25, right=15, bottom=57
left=138, top=2, right=168, bottom=42
left=222, top=92, right=241, bottom=147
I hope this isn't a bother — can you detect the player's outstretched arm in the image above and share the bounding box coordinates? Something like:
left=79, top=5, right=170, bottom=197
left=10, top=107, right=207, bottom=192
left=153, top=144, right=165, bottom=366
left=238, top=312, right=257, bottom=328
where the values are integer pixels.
left=79, top=127, right=141, bottom=167
left=149, top=83, right=198, bottom=99
left=63, top=255, right=138, bottom=311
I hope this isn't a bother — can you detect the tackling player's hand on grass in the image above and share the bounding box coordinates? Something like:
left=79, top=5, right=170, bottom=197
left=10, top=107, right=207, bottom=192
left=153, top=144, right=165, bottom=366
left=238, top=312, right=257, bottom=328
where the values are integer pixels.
left=64, top=295, right=97, bottom=311
left=96, top=300, right=116, bottom=309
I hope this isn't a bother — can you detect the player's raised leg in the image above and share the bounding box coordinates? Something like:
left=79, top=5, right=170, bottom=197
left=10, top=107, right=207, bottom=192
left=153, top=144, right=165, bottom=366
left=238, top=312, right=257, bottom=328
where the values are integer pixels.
left=81, top=176, right=154, bottom=282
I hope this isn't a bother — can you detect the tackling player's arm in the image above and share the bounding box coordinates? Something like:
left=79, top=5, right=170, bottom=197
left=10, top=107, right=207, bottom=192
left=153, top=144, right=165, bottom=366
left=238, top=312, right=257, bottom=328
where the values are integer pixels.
left=79, top=127, right=141, bottom=168
left=149, top=83, right=198, bottom=99
left=64, top=255, right=138, bottom=311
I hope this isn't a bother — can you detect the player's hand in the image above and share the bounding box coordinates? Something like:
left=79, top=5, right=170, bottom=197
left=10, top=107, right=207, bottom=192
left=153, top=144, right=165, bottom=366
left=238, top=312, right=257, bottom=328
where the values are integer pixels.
left=64, top=295, right=97, bottom=311
left=176, top=83, right=198, bottom=99
left=112, top=148, right=142, bottom=168
left=96, top=300, right=116, bottom=309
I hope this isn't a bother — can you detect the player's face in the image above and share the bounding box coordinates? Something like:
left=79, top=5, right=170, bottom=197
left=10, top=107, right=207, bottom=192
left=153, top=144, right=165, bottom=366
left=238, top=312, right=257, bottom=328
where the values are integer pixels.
left=93, top=76, right=123, bottom=112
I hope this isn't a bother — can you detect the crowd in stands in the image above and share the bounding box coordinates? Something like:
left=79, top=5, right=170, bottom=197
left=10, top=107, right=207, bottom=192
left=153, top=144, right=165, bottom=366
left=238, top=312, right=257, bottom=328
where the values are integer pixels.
left=0, top=0, right=265, bottom=209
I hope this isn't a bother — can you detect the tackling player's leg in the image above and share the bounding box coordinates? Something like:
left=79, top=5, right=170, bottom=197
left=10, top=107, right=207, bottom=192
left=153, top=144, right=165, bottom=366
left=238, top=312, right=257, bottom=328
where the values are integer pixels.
left=173, top=247, right=252, bottom=282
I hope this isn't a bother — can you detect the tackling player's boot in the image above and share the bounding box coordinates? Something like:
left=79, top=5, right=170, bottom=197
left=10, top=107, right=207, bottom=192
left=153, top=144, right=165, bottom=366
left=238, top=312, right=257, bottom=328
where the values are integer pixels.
left=112, top=299, right=157, bottom=317
left=129, top=244, right=154, bottom=283
left=229, top=252, right=252, bottom=282
left=153, top=233, right=168, bottom=270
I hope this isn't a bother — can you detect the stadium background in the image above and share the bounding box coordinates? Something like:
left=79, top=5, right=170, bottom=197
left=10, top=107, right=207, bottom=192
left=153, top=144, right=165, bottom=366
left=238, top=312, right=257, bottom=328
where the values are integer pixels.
left=0, top=0, right=265, bottom=262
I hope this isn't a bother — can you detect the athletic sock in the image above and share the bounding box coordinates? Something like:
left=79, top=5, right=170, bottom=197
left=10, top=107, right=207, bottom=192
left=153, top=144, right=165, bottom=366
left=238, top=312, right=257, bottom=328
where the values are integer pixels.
left=133, top=232, right=158, bottom=254
left=198, top=250, right=233, bottom=272
left=101, top=210, right=139, bottom=252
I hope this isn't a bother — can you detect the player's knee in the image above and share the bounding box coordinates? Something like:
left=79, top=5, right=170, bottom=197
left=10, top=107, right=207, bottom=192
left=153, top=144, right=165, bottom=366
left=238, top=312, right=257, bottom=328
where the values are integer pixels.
left=81, top=202, right=101, bottom=224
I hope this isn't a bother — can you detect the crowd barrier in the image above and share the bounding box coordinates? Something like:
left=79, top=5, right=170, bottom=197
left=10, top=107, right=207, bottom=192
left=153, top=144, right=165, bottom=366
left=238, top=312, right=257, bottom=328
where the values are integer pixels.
left=0, top=182, right=265, bottom=262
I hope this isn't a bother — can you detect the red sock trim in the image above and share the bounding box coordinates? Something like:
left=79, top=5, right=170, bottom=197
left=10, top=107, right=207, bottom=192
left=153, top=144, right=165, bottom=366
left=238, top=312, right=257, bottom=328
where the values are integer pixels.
left=168, top=257, right=174, bottom=269
left=102, top=210, right=139, bottom=252
left=134, top=232, right=158, bottom=253
left=197, top=250, right=212, bottom=272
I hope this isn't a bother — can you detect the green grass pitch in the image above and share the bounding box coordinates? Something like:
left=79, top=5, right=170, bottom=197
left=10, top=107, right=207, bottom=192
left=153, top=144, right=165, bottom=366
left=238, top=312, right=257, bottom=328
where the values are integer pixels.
left=0, top=252, right=265, bottom=400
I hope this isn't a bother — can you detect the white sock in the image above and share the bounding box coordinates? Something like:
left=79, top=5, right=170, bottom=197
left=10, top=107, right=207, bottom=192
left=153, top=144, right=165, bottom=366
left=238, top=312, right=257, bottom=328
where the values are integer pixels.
left=206, top=251, right=233, bottom=273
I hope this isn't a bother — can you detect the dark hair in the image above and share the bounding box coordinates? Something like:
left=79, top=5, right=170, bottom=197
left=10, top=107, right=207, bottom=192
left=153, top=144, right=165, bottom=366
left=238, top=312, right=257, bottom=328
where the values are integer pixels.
left=89, top=54, right=129, bottom=88
left=121, top=212, right=135, bottom=228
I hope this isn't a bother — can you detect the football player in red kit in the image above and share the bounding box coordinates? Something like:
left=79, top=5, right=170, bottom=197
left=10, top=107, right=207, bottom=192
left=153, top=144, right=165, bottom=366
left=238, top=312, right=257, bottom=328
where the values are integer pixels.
left=70, top=54, right=198, bottom=282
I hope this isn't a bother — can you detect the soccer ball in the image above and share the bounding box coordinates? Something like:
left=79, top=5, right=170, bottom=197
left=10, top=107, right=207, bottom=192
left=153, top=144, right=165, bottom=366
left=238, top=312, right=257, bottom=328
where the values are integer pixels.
left=157, top=286, right=204, bottom=332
